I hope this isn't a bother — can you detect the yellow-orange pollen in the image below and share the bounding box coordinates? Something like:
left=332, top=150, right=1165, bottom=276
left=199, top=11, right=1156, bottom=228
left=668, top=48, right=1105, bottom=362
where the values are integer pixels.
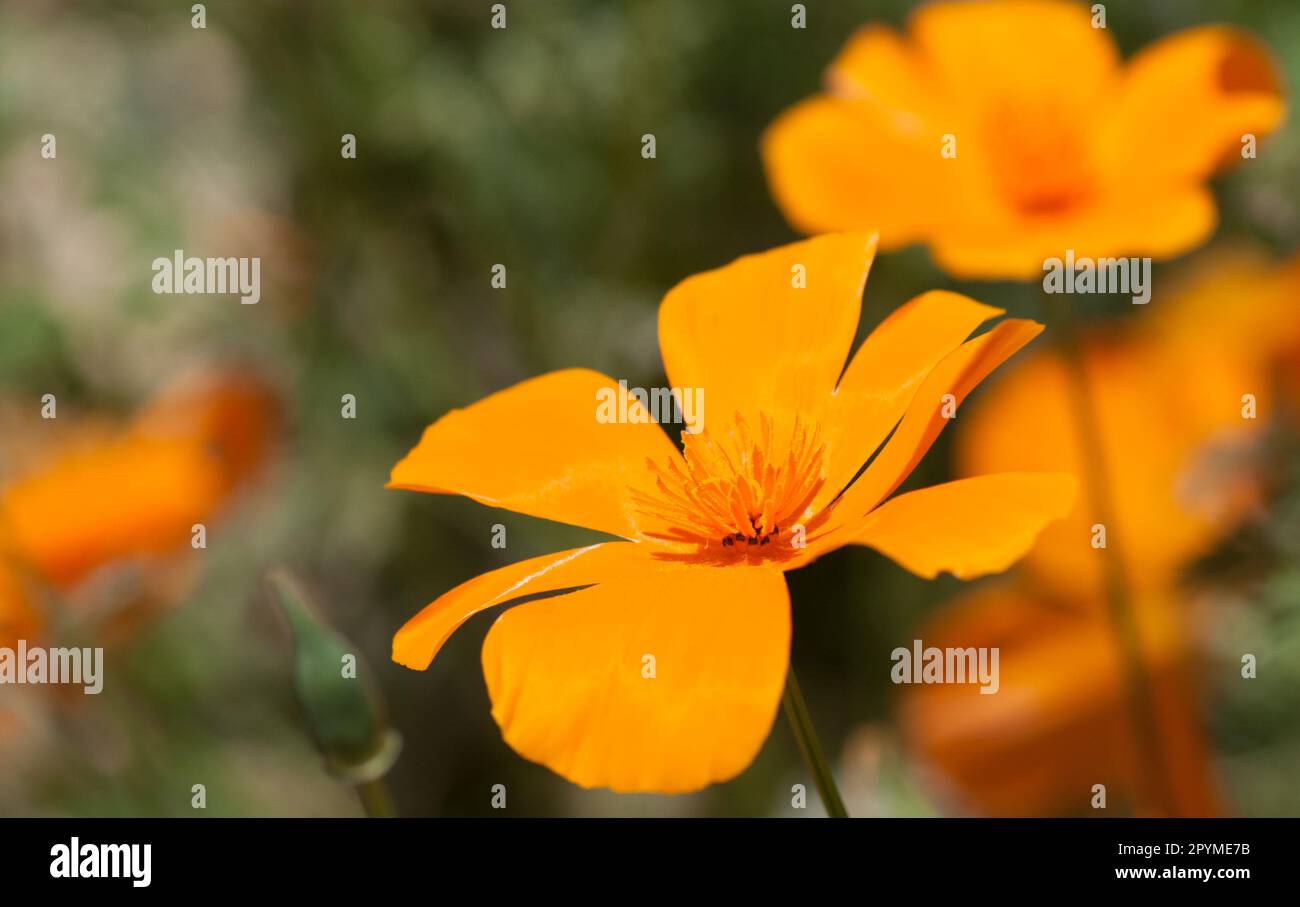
left=631, top=412, right=828, bottom=557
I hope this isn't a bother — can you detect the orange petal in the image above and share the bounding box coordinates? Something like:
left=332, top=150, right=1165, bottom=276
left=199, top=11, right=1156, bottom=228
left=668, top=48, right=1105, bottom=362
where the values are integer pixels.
left=481, top=562, right=790, bottom=793
left=389, top=369, right=682, bottom=540
left=955, top=315, right=1270, bottom=599
left=762, top=96, right=948, bottom=245
left=765, top=24, right=948, bottom=244
left=0, top=372, right=275, bottom=587
left=807, top=318, right=1044, bottom=559
left=928, top=186, right=1217, bottom=280
left=901, top=581, right=1222, bottom=816
left=392, top=542, right=644, bottom=670
left=819, top=290, right=1003, bottom=506
left=850, top=472, right=1077, bottom=579
left=1101, top=26, right=1285, bottom=184
left=134, top=369, right=280, bottom=492
left=658, top=233, right=875, bottom=421
left=0, top=435, right=227, bottom=585
left=0, top=559, right=40, bottom=647
left=762, top=1, right=1119, bottom=249
left=827, top=24, right=944, bottom=115
left=910, top=0, right=1119, bottom=111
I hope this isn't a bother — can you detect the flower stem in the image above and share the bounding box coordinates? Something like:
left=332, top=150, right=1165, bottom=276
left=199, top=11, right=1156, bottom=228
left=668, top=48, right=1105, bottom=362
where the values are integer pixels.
left=355, top=778, right=397, bottom=818
left=783, top=665, right=849, bottom=818
left=1040, top=289, right=1173, bottom=815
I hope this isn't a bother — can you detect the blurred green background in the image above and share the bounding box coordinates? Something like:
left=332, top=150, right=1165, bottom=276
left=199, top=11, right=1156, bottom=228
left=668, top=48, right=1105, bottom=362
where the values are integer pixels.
left=1, top=0, right=1298, bottom=817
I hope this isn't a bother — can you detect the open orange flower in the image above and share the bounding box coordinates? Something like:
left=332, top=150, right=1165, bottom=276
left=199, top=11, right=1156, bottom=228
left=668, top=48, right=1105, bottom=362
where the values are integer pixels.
left=389, top=233, right=1076, bottom=793
left=900, top=250, right=1300, bottom=815
left=762, top=0, right=1285, bottom=278
left=0, top=369, right=278, bottom=603
left=0, top=368, right=279, bottom=769
left=899, top=580, right=1220, bottom=817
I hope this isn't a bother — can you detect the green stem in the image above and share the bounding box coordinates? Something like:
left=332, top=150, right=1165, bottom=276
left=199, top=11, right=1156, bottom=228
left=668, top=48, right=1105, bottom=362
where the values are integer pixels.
left=783, top=665, right=849, bottom=818
left=355, top=778, right=397, bottom=818
left=1040, top=290, right=1172, bottom=815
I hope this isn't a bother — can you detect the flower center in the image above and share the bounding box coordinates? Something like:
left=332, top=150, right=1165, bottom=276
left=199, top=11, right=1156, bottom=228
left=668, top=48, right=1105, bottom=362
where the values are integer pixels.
left=632, top=412, right=829, bottom=562
left=982, top=101, right=1095, bottom=217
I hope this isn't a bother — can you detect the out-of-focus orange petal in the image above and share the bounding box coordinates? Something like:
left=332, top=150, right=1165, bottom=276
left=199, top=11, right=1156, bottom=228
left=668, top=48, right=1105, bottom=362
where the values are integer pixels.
left=762, top=97, right=948, bottom=245
left=481, top=561, right=789, bottom=793
left=135, top=369, right=280, bottom=492
left=392, top=542, right=645, bottom=671
left=929, top=186, right=1217, bottom=280
left=0, top=435, right=226, bottom=586
left=827, top=25, right=941, bottom=111
left=0, top=559, right=39, bottom=647
left=909, top=0, right=1119, bottom=240
left=762, top=19, right=1000, bottom=245
left=850, top=472, right=1076, bottom=580
left=657, top=233, right=875, bottom=420
left=956, top=338, right=1246, bottom=599
left=818, top=291, right=1003, bottom=507
left=812, top=319, right=1044, bottom=554
left=900, top=582, right=1221, bottom=816
left=1149, top=250, right=1300, bottom=429
left=0, top=371, right=276, bottom=587
left=1101, top=26, right=1286, bottom=185
left=910, top=0, right=1119, bottom=113
left=389, top=369, right=682, bottom=541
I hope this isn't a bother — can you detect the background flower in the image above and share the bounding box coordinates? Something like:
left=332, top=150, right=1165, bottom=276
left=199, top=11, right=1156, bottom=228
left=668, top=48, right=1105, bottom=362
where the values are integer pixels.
left=901, top=250, right=1300, bottom=816
left=762, top=0, right=1287, bottom=277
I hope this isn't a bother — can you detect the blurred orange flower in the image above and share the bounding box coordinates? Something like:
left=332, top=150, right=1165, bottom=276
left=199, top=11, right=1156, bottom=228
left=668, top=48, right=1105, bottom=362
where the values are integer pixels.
left=389, top=233, right=1076, bottom=793
left=762, top=0, right=1286, bottom=278
left=0, top=369, right=279, bottom=636
left=899, top=251, right=1300, bottom=816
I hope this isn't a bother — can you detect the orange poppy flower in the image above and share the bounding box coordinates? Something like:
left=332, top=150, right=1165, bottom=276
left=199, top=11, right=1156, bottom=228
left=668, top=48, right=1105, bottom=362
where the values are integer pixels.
left=762, top=0, right=1286, bottom=278
left=962, top=251, right=1299, bottom=602
left=0, top=369, right=278, bottom=589
left=389, top=232, right=1076, bottom=793
left=900, top=251, right=1300, bottom=815
left=0, top=369, right=277, bottom=759
left=899, top=581, right=1219, bottom=816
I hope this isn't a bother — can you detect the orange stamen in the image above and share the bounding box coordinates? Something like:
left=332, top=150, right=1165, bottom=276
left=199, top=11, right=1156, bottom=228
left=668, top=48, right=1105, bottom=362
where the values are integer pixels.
left=632, top=412, right=831, bottom=563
